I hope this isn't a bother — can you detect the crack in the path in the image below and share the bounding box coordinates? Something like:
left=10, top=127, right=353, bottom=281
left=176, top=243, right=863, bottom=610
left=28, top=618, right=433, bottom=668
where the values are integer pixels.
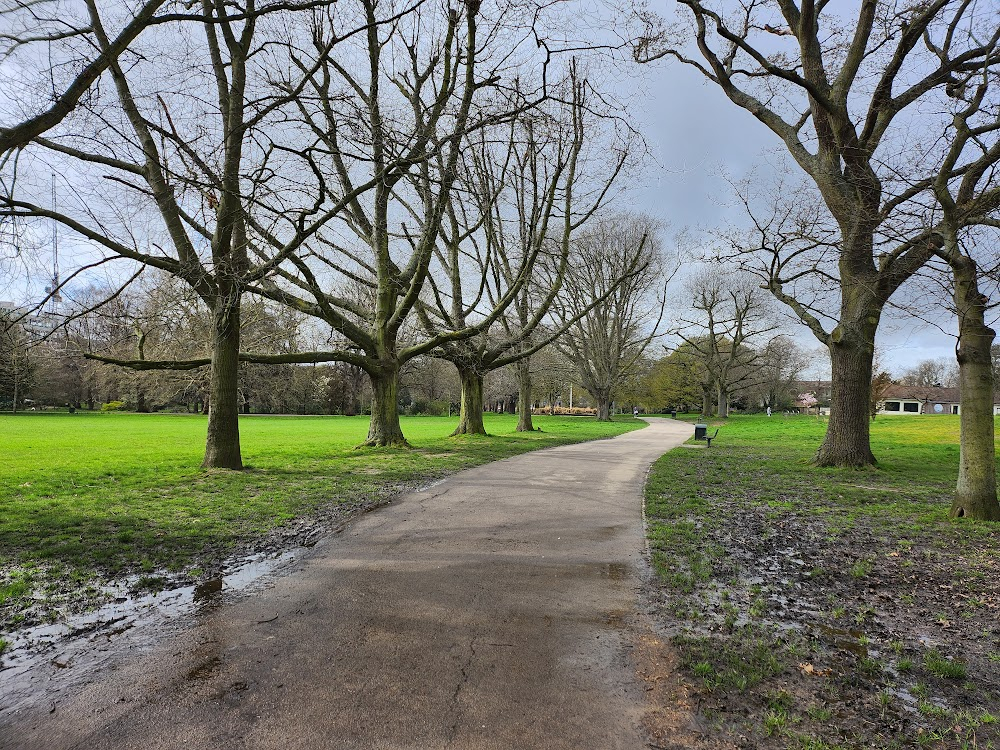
left=444, top=635, right=477, bottom=748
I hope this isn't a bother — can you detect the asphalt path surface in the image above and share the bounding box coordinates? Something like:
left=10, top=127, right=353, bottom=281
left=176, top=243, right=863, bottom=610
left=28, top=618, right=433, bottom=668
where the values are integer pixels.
left=5, top=417, right=693, bottom=750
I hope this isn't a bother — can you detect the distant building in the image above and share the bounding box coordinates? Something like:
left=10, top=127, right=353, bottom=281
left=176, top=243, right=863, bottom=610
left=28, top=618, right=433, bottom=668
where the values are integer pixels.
left=0, top=300, right=62, bottom=340
left=878, top=384, right=1000, bottom=416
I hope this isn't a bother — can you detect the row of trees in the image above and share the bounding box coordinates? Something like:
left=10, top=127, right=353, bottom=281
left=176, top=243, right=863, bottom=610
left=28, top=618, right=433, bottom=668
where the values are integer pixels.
left=0, top=1, right=668, bottom=469
left=636, top=0, right=1000, bottom=519
left=3, top=0, right=999, bottom=519
left=2, top=280, right=612, bottom=417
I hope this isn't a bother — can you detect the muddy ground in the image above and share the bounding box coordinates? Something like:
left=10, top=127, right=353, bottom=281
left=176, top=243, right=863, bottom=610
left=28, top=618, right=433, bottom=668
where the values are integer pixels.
left=0, top=481, right=424, bottom=635
left=641, top=464, right=1000, bottom=749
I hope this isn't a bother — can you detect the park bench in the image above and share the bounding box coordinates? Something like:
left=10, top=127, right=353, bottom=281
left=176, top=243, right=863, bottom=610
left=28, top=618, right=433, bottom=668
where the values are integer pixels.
left=693, top=423, right=720, bottom=447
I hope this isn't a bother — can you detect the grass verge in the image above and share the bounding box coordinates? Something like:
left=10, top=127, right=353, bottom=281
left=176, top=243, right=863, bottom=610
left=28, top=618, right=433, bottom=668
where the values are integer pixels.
left=1, top=411, right=642, bottom=630
left=644, top=414, right=1000, bottom=749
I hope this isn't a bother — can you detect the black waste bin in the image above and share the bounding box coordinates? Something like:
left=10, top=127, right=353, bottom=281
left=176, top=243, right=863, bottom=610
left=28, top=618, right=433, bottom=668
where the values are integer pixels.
left=694, top=423, right=707, bottom=440
left=670, top=409, right=677, bottom=419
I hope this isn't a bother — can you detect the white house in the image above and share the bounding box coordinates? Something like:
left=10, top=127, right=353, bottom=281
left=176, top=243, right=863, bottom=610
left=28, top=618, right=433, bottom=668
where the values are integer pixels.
left=877, top=385, right=1000, bottom=416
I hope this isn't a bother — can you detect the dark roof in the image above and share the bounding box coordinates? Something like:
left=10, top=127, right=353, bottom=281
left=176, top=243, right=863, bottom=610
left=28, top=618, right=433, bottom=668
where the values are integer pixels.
left=883, top=385, right=960, bottom=403
left=882, top=384, right=1000, bottom=405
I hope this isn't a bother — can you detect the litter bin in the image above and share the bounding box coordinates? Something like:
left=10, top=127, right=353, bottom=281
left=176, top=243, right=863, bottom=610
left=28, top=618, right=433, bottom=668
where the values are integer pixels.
left=670, top=409, right=677, bottom=419
left=694, top=423, right=707, bottom=440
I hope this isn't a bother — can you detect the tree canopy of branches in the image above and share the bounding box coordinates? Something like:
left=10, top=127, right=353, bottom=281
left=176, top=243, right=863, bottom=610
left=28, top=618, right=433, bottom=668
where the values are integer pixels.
left=245, top=0, right=580, bottom=446
left=638, top=0, right=1000, bottom=468
left=419, top=67, right=630, bottom=436
left=550, top=213, right=667, bottom=421
left=673, top=270, right=776, bottom=417
left=0, top=0, right=176, bottom=155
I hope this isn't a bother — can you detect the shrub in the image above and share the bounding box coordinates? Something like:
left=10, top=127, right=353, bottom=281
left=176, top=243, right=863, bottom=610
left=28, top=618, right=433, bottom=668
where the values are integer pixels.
left=100, top=401, right=127, bottom=412
left=531, top=406, right=597, bottom=416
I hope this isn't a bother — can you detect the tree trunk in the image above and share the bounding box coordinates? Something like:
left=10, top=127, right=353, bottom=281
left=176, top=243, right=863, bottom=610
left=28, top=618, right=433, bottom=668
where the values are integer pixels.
left=716, top=382, right=729, bottom=418
left=516, top=358, right=535, bottom=432
left=202, top=301, right=243, bottom=470
left=136, top=389, right=148, bottom=413
left=815, top=323, right=877, bottom=467
left=595, top=390, right=612, bottom=421
left=701, top=386, right=712, bottom=418
left=363, top=366, right=409, bottom=447
left=950, top=253, right=1000, bottom=520
left=452, top=366, right=486, bottom=436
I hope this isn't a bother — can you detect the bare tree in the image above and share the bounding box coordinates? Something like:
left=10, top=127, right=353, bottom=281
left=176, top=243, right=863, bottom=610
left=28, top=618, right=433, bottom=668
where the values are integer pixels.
left=246, top=0, right=568, bottom=446
left=673, top=269, right=776, bottom=417
left=638, top=0, right=1000, bottom=466
left=898, top=359, right=955, bottom=387
left=930, top=82, right=1000, bottom=518
left=0, top=0, right=362, bottom=468
left=420, top=67, right=629, bottom=435
left=550, top=213, right=668, bottom=421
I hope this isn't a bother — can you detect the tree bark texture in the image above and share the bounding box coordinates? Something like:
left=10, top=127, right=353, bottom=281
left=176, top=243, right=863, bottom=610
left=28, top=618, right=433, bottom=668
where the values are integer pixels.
left=595, top=390, right=612, bottom=422
left=814, top=320, right=877, bottom=467
left=202, top=302, right=243, bottom=470
left=452, top=366, right=487, bottom=436
left=716, top=383, right=729, bottom=418
left=364, top=367, right=409, bottom=447
left=516, top=358, right=534, bottom=432
left=950, top=254, right=1000, bottom=520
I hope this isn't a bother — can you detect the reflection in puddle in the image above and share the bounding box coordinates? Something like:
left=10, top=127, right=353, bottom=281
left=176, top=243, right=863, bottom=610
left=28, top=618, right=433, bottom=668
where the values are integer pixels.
left=0, top=547, right=304, bottom=720
left=193, top=578, right=224, bottom=601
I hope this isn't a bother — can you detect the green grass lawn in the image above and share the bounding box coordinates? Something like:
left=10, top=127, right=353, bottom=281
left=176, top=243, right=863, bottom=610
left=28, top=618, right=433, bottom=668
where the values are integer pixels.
left=0, top=411, right=642, bottom=629
left=645, top=414, right=1000, bottom=748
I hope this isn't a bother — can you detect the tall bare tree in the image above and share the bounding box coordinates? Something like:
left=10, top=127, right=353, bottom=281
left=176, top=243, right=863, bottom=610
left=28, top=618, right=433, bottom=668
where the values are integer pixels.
left=550, top=213, right=668, bottom=421
left=674, top=270, right=775, bottom=417
left=928, top=68, right=1000, bottom=519
left=637, top=0, right=1000, bottom=466
left=247, top=0, right=566, bottom=446
left=1, top=0, right=361, bottom=468
left=421, top=68, right=628, bottom=435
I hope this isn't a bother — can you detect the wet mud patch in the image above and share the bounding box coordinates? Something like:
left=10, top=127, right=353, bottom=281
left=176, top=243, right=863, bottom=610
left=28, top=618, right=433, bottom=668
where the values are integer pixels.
left=0, top=480, right=431, bottom=720
left=642, top=443, right=1000, bottom=749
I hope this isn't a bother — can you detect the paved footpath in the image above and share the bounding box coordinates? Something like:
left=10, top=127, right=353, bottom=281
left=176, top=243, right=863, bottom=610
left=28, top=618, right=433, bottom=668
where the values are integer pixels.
left=4, top=418, right=693, bottom=750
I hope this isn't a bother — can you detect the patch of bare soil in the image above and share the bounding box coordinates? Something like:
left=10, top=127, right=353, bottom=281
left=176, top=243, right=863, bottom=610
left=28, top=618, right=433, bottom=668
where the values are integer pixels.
left=641, top=498, right=1000, bottom=749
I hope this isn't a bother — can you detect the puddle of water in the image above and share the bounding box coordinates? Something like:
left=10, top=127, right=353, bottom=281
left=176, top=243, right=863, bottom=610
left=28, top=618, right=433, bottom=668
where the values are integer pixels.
left=815, top=625, right=868, bottom=657
left=193, top=578, right=224, bottom=601
left=0, top=547, right=304, bottom=720
left=605, top=563, right=630, bottom=581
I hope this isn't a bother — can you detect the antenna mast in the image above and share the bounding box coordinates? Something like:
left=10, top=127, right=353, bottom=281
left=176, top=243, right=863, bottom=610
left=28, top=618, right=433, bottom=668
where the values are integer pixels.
left=48, top=173, right=60, bottom=314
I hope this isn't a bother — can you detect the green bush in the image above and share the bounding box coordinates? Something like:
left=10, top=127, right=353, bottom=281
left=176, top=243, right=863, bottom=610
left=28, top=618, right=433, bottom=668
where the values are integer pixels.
left=100, top=401, right=127, bottom=412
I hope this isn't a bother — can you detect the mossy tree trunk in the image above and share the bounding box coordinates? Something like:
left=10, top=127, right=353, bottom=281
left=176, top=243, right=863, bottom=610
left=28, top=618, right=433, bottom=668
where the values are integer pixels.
left=364, top=363, right=408, bottom=447
left=202, top=299, right=243, bottom=469
left=716, top=382, right=729, bottom=418
left=950, top=252, right=1000, bottom=520
left=701, top=386, right=712, bottom=418
left=452, top=365, right=486, bottom=435
left=594, top=389, right=612, bottom=421
left=516, top=358, right=534, bottom=432
left=813, top=295, right=880, bottom=467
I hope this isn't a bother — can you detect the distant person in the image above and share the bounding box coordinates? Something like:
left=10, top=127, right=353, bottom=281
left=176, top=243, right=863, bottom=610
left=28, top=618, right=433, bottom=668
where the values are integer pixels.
left=633, top=407, right=639, bottom=418
left=766, top=406, right=772, bottom=417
